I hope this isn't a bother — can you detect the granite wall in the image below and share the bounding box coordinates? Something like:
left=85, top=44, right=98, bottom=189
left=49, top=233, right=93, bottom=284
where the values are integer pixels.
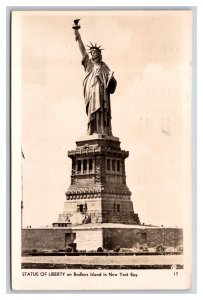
left=22, top=227, right=103, bottom=251
left=102, top=227, right=183, bottom=250
left=22, top=226, right=183, bottom=252
left=22, top=228, right=74, bottom=251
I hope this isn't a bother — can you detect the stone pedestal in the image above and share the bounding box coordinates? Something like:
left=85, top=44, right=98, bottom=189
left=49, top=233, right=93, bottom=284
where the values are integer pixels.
left=56, top=134, right=140, bottom=226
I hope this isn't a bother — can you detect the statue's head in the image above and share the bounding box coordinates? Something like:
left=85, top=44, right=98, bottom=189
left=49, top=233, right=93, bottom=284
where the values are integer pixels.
left=90, top=49, right=102, bottom=62
left=87, top=43, right=103, bottom=63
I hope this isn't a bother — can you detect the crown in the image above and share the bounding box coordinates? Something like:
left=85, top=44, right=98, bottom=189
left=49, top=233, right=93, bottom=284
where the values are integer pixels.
left=87, top=42, right=104, bottom=53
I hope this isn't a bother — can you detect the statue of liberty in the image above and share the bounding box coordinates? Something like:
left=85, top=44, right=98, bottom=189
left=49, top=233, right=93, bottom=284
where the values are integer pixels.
left=73, top=20, right=117, bottom=136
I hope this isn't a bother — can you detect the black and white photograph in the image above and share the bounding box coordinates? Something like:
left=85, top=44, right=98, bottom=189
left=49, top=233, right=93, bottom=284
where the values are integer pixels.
left=11, top=9, right=192, bottom=290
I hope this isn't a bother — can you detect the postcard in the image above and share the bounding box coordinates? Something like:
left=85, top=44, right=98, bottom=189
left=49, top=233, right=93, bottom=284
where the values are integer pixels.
left=11, top=10, right=193, bottom=290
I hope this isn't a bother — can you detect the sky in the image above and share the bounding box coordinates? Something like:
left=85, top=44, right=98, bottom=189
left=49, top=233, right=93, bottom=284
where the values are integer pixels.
left=12, top=10, right=192, bottom=228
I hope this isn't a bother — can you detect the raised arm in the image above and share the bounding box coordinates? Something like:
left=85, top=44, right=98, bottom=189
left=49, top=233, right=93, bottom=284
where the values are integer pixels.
left=74, top=30, right=88, bottom=59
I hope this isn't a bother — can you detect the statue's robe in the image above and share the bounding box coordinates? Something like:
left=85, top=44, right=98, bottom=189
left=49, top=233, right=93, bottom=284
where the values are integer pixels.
left=82, top=54, right=112, bottom=135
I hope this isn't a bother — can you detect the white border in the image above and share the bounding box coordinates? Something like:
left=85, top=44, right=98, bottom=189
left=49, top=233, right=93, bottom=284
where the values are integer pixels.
left=0, top=0, right=202, bottom=298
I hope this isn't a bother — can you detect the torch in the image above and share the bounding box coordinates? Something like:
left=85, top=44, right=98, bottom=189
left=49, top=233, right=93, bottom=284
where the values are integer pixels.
left=72, top=19, right=81, bottom=41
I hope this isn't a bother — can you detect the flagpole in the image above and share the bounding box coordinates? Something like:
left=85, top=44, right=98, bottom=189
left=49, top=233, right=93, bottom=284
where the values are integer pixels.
left=21, top=147, right=25, bottom=229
